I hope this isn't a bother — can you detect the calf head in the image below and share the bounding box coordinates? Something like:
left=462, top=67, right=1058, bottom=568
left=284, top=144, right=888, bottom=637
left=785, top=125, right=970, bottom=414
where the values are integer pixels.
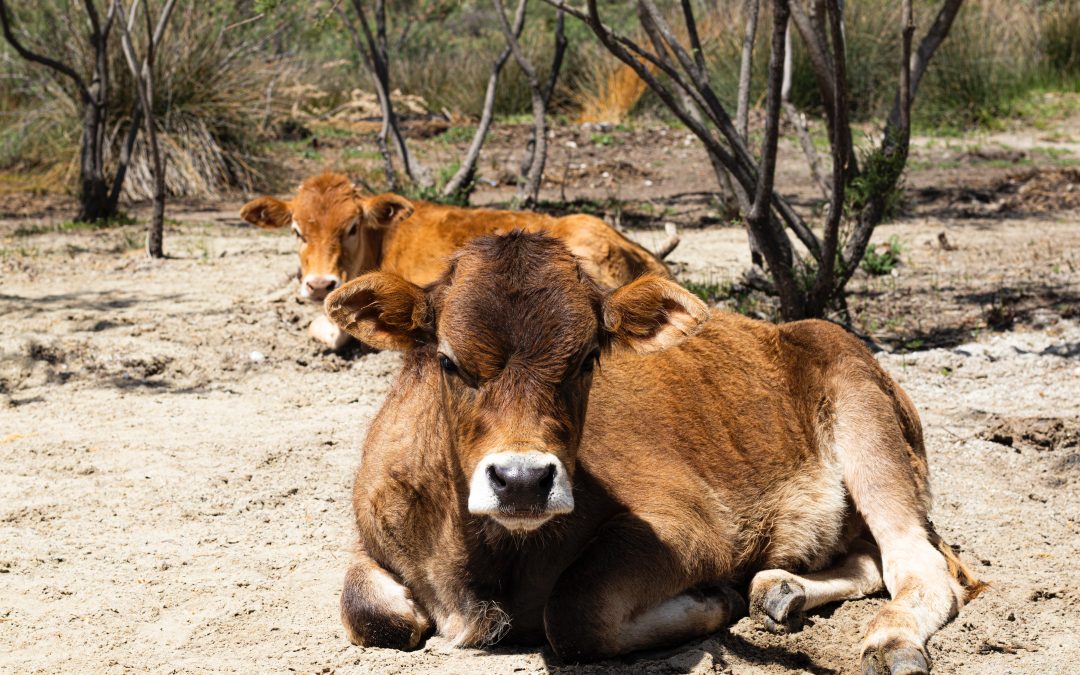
left=326, top=232, right=708, bottom=533
left=240, top=172, right=414, bottom=302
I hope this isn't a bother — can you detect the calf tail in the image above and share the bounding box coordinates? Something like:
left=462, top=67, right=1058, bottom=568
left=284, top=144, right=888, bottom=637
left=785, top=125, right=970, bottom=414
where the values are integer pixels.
left=928, top=523, right=989, bottom=603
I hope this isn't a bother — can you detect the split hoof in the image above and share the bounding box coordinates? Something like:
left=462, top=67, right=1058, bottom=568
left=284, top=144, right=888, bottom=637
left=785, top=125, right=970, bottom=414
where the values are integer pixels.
left=861, top=641, right=930, bottom=675
left=752, top=578, right=806, bottom=634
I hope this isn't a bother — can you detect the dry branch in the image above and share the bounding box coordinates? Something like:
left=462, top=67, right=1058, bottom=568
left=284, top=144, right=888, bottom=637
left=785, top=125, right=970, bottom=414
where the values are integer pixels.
left=115, top=0, right=178, bottom=258
left=442, top=0, right=528, bottom=199
left=654, top=222, right=680, bottom=260
left=494, top=0, right=547, bottom=207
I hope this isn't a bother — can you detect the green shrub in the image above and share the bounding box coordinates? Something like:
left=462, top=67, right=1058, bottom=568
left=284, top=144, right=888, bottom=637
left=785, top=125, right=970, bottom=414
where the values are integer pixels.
left=861, top=235, right=904, bottom=276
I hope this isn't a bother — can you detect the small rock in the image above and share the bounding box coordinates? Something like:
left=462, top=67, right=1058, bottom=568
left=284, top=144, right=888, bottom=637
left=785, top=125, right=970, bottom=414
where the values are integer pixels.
left=249, top=351, right=265, bottom=363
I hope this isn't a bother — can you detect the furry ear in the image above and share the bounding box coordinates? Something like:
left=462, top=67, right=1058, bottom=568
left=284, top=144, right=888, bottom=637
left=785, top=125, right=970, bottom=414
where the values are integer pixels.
left=325, top=272, right=432, bottom=350
left=602, top=275, right=709, bottom=354
left=362, top=193, right=415, bottom=229
left=240, top=196, right=292, bottom=229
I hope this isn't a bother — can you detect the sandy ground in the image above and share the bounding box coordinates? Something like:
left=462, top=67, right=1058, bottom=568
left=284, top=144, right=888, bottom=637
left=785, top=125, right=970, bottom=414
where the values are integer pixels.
left=1, top=203, right=1077, bottom=674
left=2, top=108, right=1080, bottom=672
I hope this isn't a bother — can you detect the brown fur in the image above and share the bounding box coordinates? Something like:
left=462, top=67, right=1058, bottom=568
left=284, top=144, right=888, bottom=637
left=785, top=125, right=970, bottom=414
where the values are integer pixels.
left=240, top=171, right=670, bottom=291
left=326, top=232, right=981, bottom=667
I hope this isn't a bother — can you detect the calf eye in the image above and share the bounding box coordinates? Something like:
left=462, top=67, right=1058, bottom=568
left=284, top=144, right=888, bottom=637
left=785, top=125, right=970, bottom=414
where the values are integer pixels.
left=292, top=226, right=305, bottom=242
left=346, top=222, right=358, bottom=238
left=438, top=354, right=459, bottom=375
left=581, top=349, right=601, bottom=374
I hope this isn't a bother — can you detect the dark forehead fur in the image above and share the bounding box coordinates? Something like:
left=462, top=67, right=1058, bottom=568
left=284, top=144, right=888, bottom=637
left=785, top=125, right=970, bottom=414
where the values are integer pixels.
left=435, top=231, right=605, bottom=382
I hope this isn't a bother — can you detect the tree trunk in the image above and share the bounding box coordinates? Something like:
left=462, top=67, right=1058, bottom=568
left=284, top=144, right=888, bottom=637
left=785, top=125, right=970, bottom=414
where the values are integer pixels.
left=107, top=100, right=143, bottom=215
left=77, top=94, right=110, bottom=222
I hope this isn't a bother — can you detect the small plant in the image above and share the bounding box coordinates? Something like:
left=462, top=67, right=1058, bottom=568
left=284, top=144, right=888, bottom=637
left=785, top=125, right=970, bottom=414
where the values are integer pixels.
left=861, top=235, right=904, bottom=276
left=984, top=296, right=1017, bottom=330
left=845, top=134, right=908, bottom=224
left=590, top=132, right=615, bottom=146
left=438, top=126, right=478, bottom=144
left=405, top=161, right=473, bottom=207
left=682, top=279, right=728, bottom=304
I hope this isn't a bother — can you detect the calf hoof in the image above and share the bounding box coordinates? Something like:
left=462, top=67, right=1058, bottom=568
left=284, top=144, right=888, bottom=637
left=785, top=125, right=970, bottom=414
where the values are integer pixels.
left=751, top=578, right=806, bottom=634
left=340, top=567, right=431, bottom=650
left=861, top=641, right=930, bottom=675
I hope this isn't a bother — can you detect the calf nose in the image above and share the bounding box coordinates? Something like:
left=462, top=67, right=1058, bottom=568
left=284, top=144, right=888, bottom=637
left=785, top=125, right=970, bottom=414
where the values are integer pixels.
left=487, top=462, right=555, bottom=512
left=304, top=276, right=338, bottom=301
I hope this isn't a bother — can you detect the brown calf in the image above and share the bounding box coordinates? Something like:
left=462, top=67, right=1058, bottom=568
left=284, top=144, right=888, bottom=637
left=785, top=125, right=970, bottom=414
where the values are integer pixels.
left=240, top=173, right=670, bottom=348
left=325, top=232, right=984, bottom=671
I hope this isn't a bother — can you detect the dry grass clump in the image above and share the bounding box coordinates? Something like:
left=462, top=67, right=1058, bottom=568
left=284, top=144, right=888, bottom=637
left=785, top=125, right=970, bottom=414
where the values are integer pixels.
left=0, top=1, right=278, bottom=199
left=571, top=56, right=652, bottom=125
left=565, top=11, right=739, bottom=124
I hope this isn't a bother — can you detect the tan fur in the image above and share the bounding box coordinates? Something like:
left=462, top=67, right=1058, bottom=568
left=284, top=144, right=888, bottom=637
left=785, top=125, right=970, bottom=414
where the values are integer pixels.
left=327, top=232, right=982, bottom=668
left=240, top=171, right=668, bottom=290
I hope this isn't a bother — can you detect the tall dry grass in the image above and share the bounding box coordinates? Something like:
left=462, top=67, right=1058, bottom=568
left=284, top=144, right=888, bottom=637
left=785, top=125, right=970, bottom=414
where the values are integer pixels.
left=559, top=0, right=1080, bottom=130
left=0, top=0, right=280, bottom=198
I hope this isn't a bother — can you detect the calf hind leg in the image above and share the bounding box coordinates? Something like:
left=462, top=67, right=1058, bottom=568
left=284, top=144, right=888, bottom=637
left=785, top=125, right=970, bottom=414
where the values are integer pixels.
left=830, top=376, right=983, bottom=674
left=750, top=538, right=884, bottom=634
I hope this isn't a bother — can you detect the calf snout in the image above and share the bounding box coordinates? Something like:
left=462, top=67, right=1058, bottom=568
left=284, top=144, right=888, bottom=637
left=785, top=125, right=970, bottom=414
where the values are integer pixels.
left=488, top=461, right=556, bottom=512
left=301, top=274, right=341, bottom=302
left=468, top=451, right=575, bottom=532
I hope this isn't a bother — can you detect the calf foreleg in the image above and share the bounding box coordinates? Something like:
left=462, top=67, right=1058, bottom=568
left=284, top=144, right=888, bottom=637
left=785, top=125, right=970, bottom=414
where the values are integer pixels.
left=310, top=314, right=353, bottom=350
left=544, top=514, right=743, bottom=662
left=340, top=550, right=432, bottom=649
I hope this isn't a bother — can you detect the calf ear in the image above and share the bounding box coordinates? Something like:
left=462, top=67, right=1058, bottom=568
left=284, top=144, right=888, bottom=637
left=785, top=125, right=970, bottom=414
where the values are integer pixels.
left=325, top=272, right=432, bottom=351
left=363, top=193, right=415, bottom=229
left=602, top=275, right=709, bottom=354
left=240, top=196, right=292, bottom=229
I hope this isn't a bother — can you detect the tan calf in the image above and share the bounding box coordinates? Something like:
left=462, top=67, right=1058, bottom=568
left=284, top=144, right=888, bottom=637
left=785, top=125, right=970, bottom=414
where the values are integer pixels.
left=326, top=232, right=984, bottom=671
left=240, top=172, right=670, bottom=349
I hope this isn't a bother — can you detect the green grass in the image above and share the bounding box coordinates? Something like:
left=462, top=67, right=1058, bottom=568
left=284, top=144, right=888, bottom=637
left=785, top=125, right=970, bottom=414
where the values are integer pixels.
left=861, top=235, right=904, bottom=276
left=342, top=146, right=382, bottom=161
left=0, top=245, right=40, bottom=258
left=438, top=126, right=478, bottom=144
left=14, top=213, right=139, bottom=237
left=682, top=279, right=729, bottom=304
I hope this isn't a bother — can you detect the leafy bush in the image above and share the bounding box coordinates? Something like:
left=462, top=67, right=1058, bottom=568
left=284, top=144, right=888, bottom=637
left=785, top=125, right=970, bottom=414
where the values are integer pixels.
left=860, top=235, right=904, bottom=276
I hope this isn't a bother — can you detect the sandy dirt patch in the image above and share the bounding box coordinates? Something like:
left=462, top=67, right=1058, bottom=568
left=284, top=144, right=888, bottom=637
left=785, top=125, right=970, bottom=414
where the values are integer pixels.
left=1, top=201, right=1077, bottom=674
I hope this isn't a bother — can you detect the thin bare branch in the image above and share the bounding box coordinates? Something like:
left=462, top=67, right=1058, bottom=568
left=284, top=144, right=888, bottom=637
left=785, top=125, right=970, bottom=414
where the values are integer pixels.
left=736, top=0, right=758, bottom=141
left=653, top=222, right=681, bottom=260
left=442, top=0, right=528, bottom=198
left=840, top=0, right=964, bottom=286
left=808, top=0, right=849, bottom=313
left=886, top=0, right=962, bottom=131
left=494, top=0, right=548, bottom=206
left=350, top=0, right=427, bottom=187
left=0, top=0, right=89, bottom=100
left=746, top=0, right=805, bottom=318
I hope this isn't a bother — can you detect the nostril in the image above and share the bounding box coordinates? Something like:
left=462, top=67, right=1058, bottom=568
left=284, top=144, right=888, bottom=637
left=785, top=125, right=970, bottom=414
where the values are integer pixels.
left=326, top=280, right=337, bottom=291
left=487, top=464, right=506, bottom=489
left=540, top=464, right=555, bottom=491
